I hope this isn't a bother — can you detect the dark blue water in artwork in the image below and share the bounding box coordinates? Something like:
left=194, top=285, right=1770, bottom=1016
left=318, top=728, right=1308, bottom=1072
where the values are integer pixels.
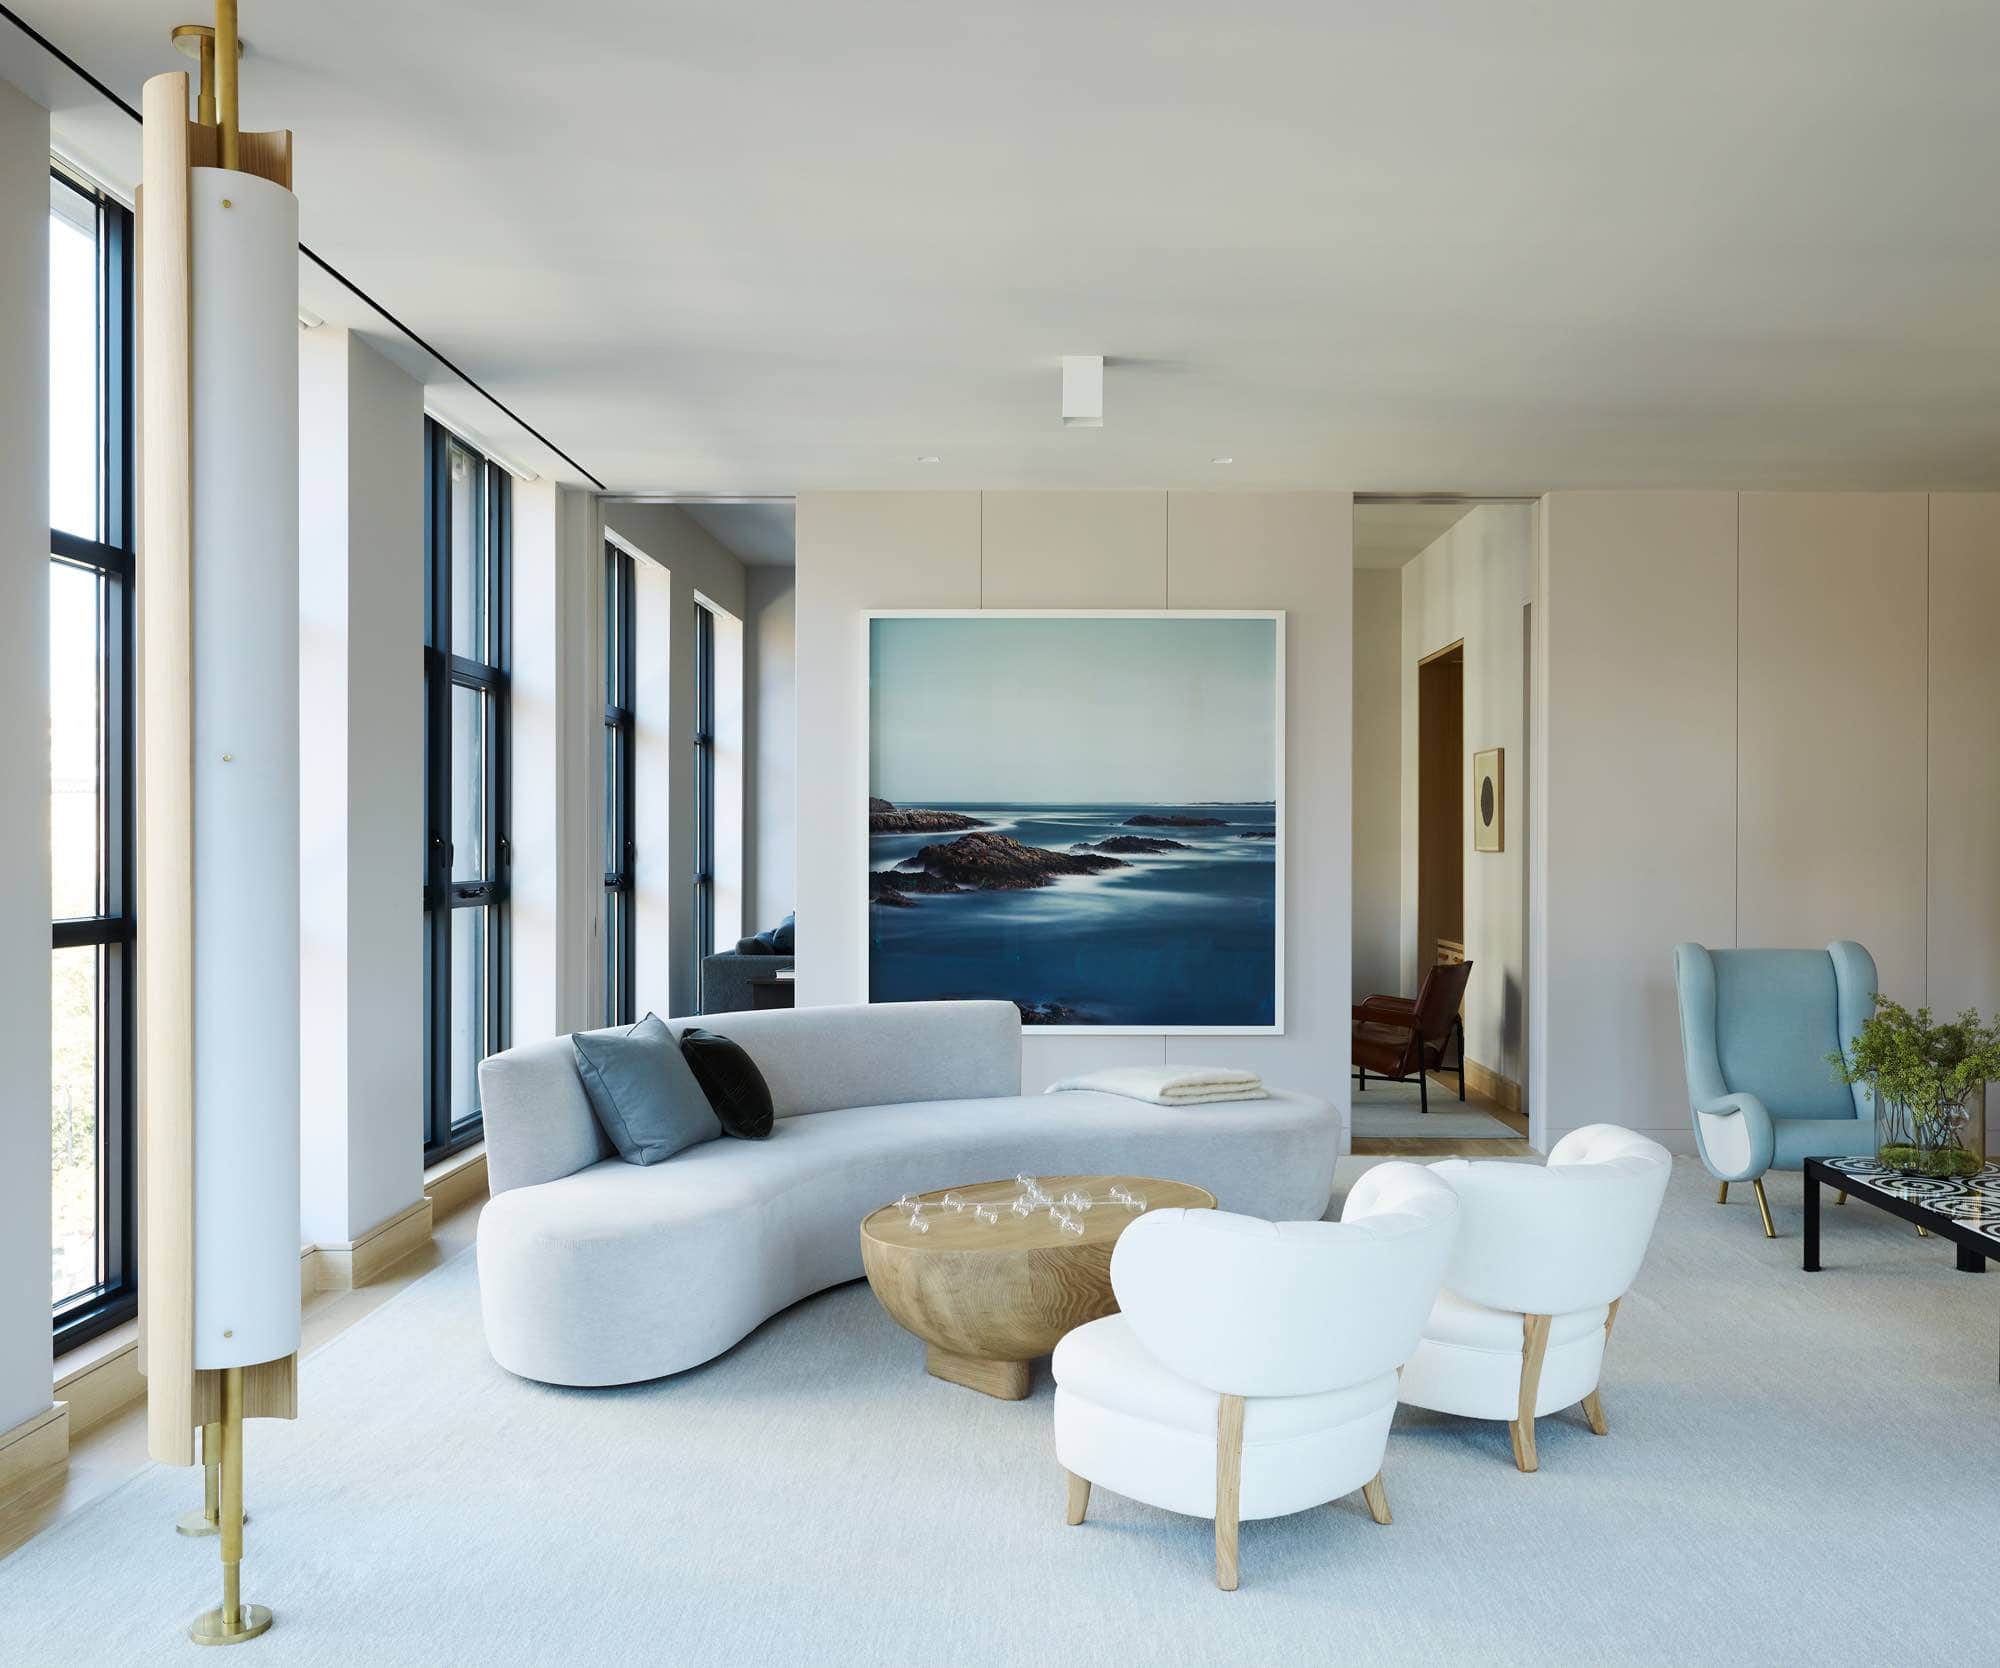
left=868, top=803, right=1277, bottom=1027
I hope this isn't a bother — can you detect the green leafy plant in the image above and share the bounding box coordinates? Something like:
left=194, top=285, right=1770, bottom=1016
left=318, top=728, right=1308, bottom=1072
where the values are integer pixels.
left=1830, top=996, right=2000, bottom=1178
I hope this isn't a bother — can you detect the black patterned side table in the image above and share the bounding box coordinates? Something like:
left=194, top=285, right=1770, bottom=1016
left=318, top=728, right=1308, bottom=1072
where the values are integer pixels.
left=1805, top=1155, right=1998, bottom=1378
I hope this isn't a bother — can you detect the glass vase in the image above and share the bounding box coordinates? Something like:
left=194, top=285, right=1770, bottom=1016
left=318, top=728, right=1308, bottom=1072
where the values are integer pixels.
left=1875, top=1080, right=1986, bottom=1179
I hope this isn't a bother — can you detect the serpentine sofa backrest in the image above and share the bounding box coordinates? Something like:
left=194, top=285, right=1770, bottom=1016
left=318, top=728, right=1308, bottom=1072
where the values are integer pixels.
left=477, top=999, right=1024, bottom=1196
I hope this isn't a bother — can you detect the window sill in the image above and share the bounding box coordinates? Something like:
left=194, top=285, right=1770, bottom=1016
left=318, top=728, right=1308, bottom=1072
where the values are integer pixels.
left=424, top=1141, right=488, bottom=1220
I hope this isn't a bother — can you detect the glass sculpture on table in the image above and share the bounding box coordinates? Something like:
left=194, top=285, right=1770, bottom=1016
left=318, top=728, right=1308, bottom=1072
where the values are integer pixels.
left=890, top=1175, right=1150, bottom=1235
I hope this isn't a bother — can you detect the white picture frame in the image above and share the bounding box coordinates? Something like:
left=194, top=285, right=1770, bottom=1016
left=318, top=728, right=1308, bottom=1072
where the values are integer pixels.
left=862, top=609, right=1285, bottom=1035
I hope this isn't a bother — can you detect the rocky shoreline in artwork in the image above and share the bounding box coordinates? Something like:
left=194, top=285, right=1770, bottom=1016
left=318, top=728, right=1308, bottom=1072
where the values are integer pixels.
left=1072, top=834, right=1190, bottom=854
left=871, top=831, right=1129, bottom=907
left=868, top=796, right=988, bottom=834
left=1122, top=813, right=1227, bottom=828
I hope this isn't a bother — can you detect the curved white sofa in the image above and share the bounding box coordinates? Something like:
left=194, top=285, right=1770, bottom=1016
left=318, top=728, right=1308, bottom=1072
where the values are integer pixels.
left=475, top=1000, right=1342, bottom=1387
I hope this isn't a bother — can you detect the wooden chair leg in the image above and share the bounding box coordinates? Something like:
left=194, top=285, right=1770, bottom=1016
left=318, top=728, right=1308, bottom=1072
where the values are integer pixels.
left=1509, top=1314, right=1551, bottom=1472
left=1064, top=1470, right=1090, bottom=1526
left=1581, top=1297, right=1619, bottom=1436
left=1751, top=1178, right=1776, bottom=1238
left=1361, top=1472, right=1391, bottom=1525
left=1215, top=1393, right=1245, bottom=1591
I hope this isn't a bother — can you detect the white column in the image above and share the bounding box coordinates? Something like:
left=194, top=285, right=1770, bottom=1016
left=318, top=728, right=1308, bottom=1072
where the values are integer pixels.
left=631, top=552, right=675, bottom=1018
left=0, top=80, right=52, bottom=1442
left=297, top=327, right=425, bottom=1245
left=511, top=480, right=602, bottom=1043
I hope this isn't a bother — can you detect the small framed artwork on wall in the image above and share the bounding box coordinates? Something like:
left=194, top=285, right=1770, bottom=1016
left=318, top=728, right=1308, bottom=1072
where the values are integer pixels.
left=1473, top=747, right=1503, bottom=852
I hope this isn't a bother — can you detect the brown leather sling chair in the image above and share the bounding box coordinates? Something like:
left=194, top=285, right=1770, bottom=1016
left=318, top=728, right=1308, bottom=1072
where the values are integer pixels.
left=1352, top=959, right=1474, bottom=1114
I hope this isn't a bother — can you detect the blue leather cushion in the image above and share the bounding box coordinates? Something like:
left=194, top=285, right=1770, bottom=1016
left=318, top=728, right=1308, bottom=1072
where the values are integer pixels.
left=734, top=914, right=796, bottom=956
left=1712, top=950, right=1854, bottom=1121
left=572, top=1013, right=722, bottom=1165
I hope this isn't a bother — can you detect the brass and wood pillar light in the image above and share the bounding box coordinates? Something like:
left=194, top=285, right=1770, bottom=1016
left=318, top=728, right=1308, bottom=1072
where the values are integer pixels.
left=138, top=0, right=302, bottom=1646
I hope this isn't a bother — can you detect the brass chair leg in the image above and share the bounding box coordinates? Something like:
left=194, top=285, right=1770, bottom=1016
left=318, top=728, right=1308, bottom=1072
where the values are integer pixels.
left=1836, top=1191, right=1847, bottom=1206
left=1064, top=1470, right=1090, bottom=1526
left=1751, top=1178, right=1776, bottom=1238
left=1215, top=1393, right=1245, bottom=1590
left=1509, top=1314, right=1552, bottom=1472
left=1716, top=1180, right=1729, bottom=1204
left=1916, top=1224, right=1930, bottom=1238
left=1361, top=1472, right=1391, bottom=1525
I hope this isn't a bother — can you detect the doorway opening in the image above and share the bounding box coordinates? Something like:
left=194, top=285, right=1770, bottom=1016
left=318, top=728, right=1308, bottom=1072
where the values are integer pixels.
left=1416, top=640, right=1464, bottom=976
left=1350, top=496, right=1538, bottom=1155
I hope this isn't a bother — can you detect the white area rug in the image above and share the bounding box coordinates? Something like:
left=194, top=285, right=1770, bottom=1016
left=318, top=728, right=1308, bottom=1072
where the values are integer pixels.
left=1350, top=1076, right=1516, bottom=1138
left=3, top=1162, right=1995, bottom=1666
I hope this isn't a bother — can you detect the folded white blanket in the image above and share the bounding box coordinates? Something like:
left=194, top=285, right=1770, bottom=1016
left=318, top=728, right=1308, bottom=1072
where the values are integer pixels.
left=1046, top=1065, right=1269, bottom=1106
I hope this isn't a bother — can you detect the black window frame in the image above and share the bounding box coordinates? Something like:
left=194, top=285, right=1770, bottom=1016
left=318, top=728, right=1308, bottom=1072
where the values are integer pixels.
left=422, top=419, right=511, bottom=1163
left=603, top=542, right=636, bottom=1028
left=691, top=600, right=716, bottom=997
left=50, top=167, right=138, bottom=1353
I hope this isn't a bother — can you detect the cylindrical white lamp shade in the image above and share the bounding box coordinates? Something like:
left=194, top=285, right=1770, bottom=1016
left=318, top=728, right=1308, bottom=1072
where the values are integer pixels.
left=188, top=166, right=303, bottom=1370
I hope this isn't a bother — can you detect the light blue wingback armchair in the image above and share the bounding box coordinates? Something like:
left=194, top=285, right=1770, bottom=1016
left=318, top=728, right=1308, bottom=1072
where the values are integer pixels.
left=1672, top=941, right=1878, bottom=1237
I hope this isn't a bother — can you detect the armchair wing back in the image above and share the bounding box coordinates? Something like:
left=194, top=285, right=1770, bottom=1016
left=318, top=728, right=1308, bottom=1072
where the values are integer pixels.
left=1673, top=942, right=1874, bottom=1124
left=1108, top=1174, right=1458, bottom=1400
left=1426, top=1127, right=1671, bottom=1316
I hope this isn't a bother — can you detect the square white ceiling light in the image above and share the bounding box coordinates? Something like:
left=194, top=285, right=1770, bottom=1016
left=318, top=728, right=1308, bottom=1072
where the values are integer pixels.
left=1060, top=355, right=1103, bottom=427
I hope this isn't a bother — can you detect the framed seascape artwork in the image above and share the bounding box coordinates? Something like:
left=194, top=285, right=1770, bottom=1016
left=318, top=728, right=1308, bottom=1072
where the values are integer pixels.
left=866, top=610, right=1284, bottom=1034
left=1472, top=746, right=1503, bottom=852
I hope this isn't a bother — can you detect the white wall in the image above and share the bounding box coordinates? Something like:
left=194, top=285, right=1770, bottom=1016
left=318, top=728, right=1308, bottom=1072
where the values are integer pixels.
left=1928, top=495, right=2000, bottom=1151
left=1396, top=504, right=1534, bottom=1087
left=1535, top=491, right=2000, bottom=1154
left=1350, top=569, right=1402, bottom=999
left=297, top=328, right=425, bottom=1244
left=744, top=566, right=797, bottom=930
left=0, top=78, right=50, bottom=1438
left=794, top=491, right=1354, bottom=1130
left=602, top=503, right=748, bottom=1017
left=512, top=481, right=604, bottom=1043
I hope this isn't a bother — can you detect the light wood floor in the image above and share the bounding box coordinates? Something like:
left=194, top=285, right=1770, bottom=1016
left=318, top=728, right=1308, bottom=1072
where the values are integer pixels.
left=1350, top=1070, right=1538, bottom=1159
left=0, top=1195, right=487, bottom=1563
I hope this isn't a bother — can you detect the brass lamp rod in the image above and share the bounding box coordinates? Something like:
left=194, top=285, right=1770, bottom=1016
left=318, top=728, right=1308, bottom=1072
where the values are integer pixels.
left=214, top=0, right=239, bottom=169
left=168, top=25, right=218, bottom=127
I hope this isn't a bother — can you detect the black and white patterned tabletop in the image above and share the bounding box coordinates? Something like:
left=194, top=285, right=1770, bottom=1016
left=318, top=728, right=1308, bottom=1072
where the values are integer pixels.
left=1821, top=1157, right=2000, bottom=1247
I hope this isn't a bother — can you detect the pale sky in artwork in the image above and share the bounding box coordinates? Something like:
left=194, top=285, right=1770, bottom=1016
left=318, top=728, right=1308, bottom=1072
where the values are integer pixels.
left=869, top=615, right=1277, bottom=805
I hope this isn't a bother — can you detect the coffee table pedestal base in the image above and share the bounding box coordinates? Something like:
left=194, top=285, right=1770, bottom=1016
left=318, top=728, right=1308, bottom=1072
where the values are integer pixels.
left=926, top=1345, right=1031, bottom=1401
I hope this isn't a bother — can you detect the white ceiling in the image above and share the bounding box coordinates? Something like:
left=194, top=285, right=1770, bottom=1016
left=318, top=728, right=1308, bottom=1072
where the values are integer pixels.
left=11, top=3, right=2000, bottom=496
left=679, top=501, right=797, bottom=566
left=1352, top=502, right=1478, bottom=570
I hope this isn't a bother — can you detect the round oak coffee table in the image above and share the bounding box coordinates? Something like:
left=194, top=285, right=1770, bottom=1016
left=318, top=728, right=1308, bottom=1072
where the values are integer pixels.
left=859, top=1173, right=1214, bottom=1400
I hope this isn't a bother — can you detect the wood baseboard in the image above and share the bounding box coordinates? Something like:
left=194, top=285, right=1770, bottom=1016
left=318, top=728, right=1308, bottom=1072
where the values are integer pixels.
left=1431, top=1055, right=1523, bottom=1115
left=0, top=1403, right=69, bottom=1496
left=304, top=1196, right=435, bottom=1295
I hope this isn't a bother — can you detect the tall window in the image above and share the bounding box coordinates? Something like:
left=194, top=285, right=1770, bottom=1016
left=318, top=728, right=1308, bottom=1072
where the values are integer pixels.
left=49, top=169, right=136, bottom=1349
left=423, top=421, right=510, bottom=1161
left=603, top=543, right=635, bottom=1027
left=692, top=601, right=716, bottom=995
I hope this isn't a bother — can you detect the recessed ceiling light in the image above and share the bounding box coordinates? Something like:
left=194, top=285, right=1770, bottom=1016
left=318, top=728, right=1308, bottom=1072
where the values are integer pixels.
left=917, top=455, right=941, bottom=464
left=1211, top=456, right=1234, bottom=465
